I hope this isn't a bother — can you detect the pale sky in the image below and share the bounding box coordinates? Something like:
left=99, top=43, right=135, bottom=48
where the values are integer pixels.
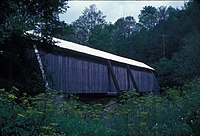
left=59, top=1, right=187, bottom=24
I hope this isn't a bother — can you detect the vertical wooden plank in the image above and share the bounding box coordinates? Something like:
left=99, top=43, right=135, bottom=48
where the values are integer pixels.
left=101, top=64, right=105, bottom=92
left=62, top=56, right=65, bottom=93
left=88, top=61, right=91, bottom=93
left=98, top=63, right=101, bottom=92
left=127, top=66, right=139, bottom=91
left=88, top=61, right=92, bottom=93
left=98, top=64, right=101, bottom=92
left=107, top=60, right=121, bottom=95
left=68, top=57, right=72, bottom=92
left=74, top=58, right=78, bottom=93
left=76, top=59, right=80, bottom=93
left=94, top=62, right=97, bottom=92
left=83, top=60, right=87, bottom=92
left=73, top=58, right=76, bottom=93
left=79, top=59, right=83, bottom=93
left=99, top=64, right=104, bottom=93
left=150, top=72, right=154, bottom=90
left=92, top=61, right=95, bottom=92
left=86, top=60, right=90, bottom=93
left=138, top=71, right=142, bottom=91
left=74, top=58, right=77, bottom=93
left=59, top=55, right=62, bottom=91
left=95, top=63, right=99, bottom=92
left=96, top=63, right=100, bottom=92
left=121, top=67, right=126, bottom=90
left=55, top=55, right=59, bottom=90
left=102, top=64, right=106, bottom=91
left=104, top=64, right=108, bottom=91
left=92, top=62, right=96, bottom=92
left=66, top=56, right=69, bottom=93
left=126, top=67, right=130, bottom=90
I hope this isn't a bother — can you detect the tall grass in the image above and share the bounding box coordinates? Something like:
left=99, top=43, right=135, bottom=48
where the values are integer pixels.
left=1, top=78, right=200, bottom=135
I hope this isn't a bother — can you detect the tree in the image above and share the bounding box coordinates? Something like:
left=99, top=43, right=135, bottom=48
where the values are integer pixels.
left=112, top=16, right=136, bottom=57
left=153, top=58, right=174, bottom=88
left=0, top=0, right=68, bottom=93
left=172, top=32, right=200, bottom=85
left=72, top=4, right=106, bottom=44
left=88, top=24, right=115, bottom=53
left=0, top=0, right=68, bottom=44
left=157, top=6, right=169, bottom=23
left=54, top=22, right=76, bottom=42
left=114, top=16, right=136, bottom=39
left=138, top=6, right=158, bottom=30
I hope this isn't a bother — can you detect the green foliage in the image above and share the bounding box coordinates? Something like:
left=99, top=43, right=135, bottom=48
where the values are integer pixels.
left=0, top=88, right=67, bottom=135
left=0, top=0, right=69, bottom=94
left=1, top=1, right=200, bottom=135
left=88, top=24, right=115, bottom=53
left=1, top=78, right=200, bottom=135
left=72, top=4, right=107, bottom=44
left=0, top=0, right=68, bottom=44
left=0, top=33, right=45, bottom=95
left=0, top=87, right=42, bottom=135
left=172, top=32, right=200, bottom=84
left=138, top=6, right=158, bottom=30
left=153, top=58, right=174, bottom=87
left=112, top=16, right=136, bottom=57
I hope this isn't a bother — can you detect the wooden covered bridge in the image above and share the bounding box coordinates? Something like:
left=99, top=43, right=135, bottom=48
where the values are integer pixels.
left=36, top=37, right=160, bottom=96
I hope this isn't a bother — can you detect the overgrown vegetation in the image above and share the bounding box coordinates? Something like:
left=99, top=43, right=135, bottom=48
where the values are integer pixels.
left=1, top=0, right=200, bottom=135
left=1, top=78, right=200, bottom=135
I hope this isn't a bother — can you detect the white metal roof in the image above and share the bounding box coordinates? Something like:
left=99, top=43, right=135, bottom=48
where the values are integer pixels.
left=25, top=30, right=154, bottom=70
left=53, top=37, right=154, bottom=70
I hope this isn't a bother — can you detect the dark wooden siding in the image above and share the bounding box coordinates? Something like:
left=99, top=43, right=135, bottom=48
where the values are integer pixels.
left=39, top=49, right=160, bottom=94
left=113, top=66, right=128, bottom=90
left=131, top=69, right=155, bottom=92
left=41, top=52, right=114, bottom=93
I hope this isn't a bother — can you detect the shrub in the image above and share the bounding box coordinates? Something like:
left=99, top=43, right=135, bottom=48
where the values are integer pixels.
left=1, top=78, right=200, bottom=135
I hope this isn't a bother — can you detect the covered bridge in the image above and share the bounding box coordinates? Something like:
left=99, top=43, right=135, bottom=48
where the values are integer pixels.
left=36, top=38, right=160, bottom=96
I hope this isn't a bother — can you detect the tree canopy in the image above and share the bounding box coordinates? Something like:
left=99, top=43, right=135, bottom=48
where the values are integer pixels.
left=0, top=0, right=68, bottom=44
left=0, top=0, right=69, bottom=94
left=57, top=1, right=200, bottom=88
left=72, top=4, right=106, bottom=44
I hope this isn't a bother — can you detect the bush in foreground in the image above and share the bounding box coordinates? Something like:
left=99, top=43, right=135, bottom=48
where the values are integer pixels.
left=1, top=78, right=200, bottom=135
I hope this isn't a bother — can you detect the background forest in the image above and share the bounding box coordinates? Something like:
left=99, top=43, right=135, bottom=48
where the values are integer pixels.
left=0, top=0, right=200, bottom=135
left=56, top=1, right=200, bottom=89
